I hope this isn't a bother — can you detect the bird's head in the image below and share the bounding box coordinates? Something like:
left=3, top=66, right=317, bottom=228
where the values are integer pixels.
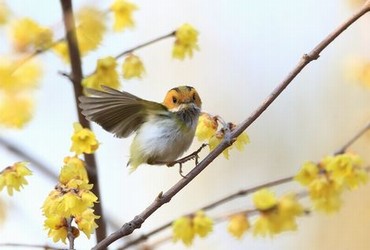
left=163, top=86, right=202, bottom=112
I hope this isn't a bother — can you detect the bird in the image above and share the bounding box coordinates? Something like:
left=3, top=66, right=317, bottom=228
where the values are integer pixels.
left=78, top=85, right=202, bottom=171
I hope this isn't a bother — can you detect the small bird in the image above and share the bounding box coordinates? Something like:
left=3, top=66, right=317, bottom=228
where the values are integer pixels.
left=79, top=86, right=202, bottom=171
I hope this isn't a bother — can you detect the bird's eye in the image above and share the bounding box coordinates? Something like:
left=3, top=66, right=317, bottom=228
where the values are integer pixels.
left=192, top=93, right=197, bottom=101
left=172, top=96, right=177, bottom=103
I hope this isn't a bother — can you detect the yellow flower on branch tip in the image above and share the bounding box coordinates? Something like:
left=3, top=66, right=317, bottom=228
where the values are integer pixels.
left=172, top=216, right=194, bottom=246
left=82, top=56, right=120, bottom=91
left=0, top=1, right=10, bottom=26
left=0, top=95, right=34, bottom=129
left=10, top=18, right=53, bottom=52
left=252, top=189, right=278, bottom=211
left=173, top=23, right=199, bottom=60
left=44, top=215, right=68, bottom=243
left=75, top=208, right=100, bottom=239
left=110, top=0, right=138, bottom=31
left=195, top=113, right=218, bottom=141
left=59, top=157, right=88, bottom=186
left=0, top=58, right=42, bottom=92
left=70, top=122, right=99, bottom=155
left=193, top=211, right=213, bottom=237
left=295, top=161, right=319, bottom=186
left=0, top=162, right=32, bottom=196
left=227, top=214, right=249, bottom=239
left=122, top=54, right=145, bottom=79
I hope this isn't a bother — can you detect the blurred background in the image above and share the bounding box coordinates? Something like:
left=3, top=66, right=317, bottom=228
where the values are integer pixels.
left=1, top=0, right=370, bottom=249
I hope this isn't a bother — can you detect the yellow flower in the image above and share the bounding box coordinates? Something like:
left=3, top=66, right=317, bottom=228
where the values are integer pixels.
left=322, top=153, right=368, bottom=190
left=44, top=215, right=68, bottom=243
left=195, top=113, right=218, bottom=141
left=346, top=59, right=370, bottom=88
left=295, top=161, right=319, bottom=186
left=122, top=54, right=145, bottom=79
left=234, top=132, right=250, bottom=151
left=10, top=18, right=53, bottom=52
left=0, top=94, right=34, bottom=129
left=227, top=213, right=249, bottom=239
left=252, top=189, right=278, bottom=211
left=75, top=208, right=100, bottom=238
left=173, top=23, right=199, bottom=60
left=0, top=162, right=32, bottom=196
left=193, top=211, right=213, bottom=237
left=172, top=216, right=194, bottom=246
left=82, top=56, right=120, bottom=91
left=53, top=6, right=106, bottom=62
left=209, top=130, right=250, bottom=159
left=59, top=157, right=89, bottom=185
left=0, top=1, right=10, bottom=26
left=253, top=192, right=303, bottom=237
left=308, top=176, right=342, bottom=213
left=0, top=58, right=41, bottom=92
left=70, top=122, right=99, bottom=155
left=110, top=0, right=138, bottom=31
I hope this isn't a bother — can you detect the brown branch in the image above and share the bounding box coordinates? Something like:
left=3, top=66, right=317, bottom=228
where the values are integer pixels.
left=334, top=121, right=370, bottom=155
left=59, top=0, right=107, bottom=244
left=93, top=3, right=370, bottom=249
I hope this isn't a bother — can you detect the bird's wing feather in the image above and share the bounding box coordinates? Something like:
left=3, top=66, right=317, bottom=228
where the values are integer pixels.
left=79, top=86, right=169, bottom=138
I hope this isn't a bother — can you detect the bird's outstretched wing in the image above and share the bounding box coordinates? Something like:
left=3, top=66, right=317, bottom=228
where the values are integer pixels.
left=79, top=86, right=169, bottom=138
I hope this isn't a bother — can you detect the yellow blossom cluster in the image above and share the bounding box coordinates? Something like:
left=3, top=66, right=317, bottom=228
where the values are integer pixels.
left=70, top=122, right=99, bottom=155
left=53, top=6, right=106, bottom=62
left=196, top=112, right=250, bottom=159
left=172, top=211, right=213, bottom=246
left=0, top=162, right=32, bottom=196
left=173, top=23, right=199, bottom=60
left=110, top=0, right=138, bottom=31
left=251, top=190, right=304, bottom=237
left=295, top=153, right=368, bottom=213
left=0, top=58, right=42, bottom=128
left=227, top=213, right=250, bottom=239
left=42, top=123, right=100, bottom=244
left=10, top=18, right=53, bottom=53
left=82, top=56, right=120, bottom=91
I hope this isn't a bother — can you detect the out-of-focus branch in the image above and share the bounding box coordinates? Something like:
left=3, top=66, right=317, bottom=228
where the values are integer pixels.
left=0, top=242, right=65, bottom=250
left=59, top=0, right=107, bottom=244
left=93, top=3, right=370, bottom=250
left=118, top=119, right=370, bottom=249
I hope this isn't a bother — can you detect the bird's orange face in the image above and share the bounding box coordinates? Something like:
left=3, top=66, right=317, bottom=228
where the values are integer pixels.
left=163, top=86, right=202, bottom=111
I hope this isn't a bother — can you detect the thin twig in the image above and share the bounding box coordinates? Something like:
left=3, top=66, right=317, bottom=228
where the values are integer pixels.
left=92, top=3, right=370, bottom=249
left=334, top=121, right=370, bottom=155
left=59, top=0, right=107, bottom=243
left=0, top=242, right=65, bottom=250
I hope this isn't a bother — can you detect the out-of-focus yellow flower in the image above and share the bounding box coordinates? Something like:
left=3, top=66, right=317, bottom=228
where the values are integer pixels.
left=110, top=0, right=138, bottom=31
left=59, top=157, right=88, bottom=185
left=195, top=113, right=218, bottom=141
left=82, top=56, right=120, bottom=91
left=295, top=162, right=319, bottom=186
left=227, top=213, right=249, bottom=239
left=122, top=54, right=145, bottom=79
left=173, top=23, right=199, bottom=60
left=308, top=176, right=342, bottom=213
left=0, top=94, right=34, bottom=129
left=0, top=58, right=41, bottom=92
left=252, top=191, right=303, bottom=237
left=44, top=215, right=69, bottom=243
left=10, top=18, right=53, bottom=52
left=322, top=153, right=367, bottom=190
left=347, top=0, right=367, bottom=7
left=0, top=1, right=10, bottom=26
left=346, top=59, right=370, bottom=88
left=0, top=162, right=32, bottom=196
left=70, top=122, right=99, bottom=155
left=53, top=6, right=106, bottom=62
left=75, top=208, right=100, bottom=238
left=172, top=216, right=194, bottom=246
left=193, top=211, right=213, bottom=237
left=253, top=189, right=278, bottom=211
